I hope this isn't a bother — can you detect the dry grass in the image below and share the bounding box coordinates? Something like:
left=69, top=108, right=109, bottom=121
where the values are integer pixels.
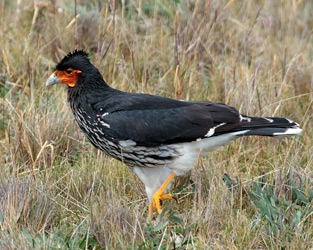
left=0, top=0, right=312, bottom=249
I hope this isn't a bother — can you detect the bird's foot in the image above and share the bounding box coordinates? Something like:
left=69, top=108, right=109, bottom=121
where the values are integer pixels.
left=148, top=193, right=179, bottom=216
left=148, top=193, right=174, bottom=218
left=147, top=172, right=176, bottom=218
left=153, top=193, right=173, bottom=214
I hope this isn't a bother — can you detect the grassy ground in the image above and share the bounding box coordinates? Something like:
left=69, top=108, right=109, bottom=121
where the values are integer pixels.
left=0, top=0, right=312, bottom=249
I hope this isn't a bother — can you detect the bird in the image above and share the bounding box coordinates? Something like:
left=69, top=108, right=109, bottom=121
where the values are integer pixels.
left=46, top=50, right=302, bottom=217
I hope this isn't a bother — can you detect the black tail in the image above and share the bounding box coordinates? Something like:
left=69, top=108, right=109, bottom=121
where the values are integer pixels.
left=235, top=115, right=302, bottom=137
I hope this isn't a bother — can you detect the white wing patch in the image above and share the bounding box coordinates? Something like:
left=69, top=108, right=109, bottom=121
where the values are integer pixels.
left=100, top=121, right=110, bottom=128
left=286, top=118, right=299, bottom=126
left=205, top=123, right=226, bottom=137
left=97, top=117, right=110, bottom=128
left=264, top=118, right=274, bottom=123
left=240, top=115, right=251, bottom=122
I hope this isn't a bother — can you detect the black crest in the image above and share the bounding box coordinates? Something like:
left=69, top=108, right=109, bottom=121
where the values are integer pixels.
left=66, top=50, right=89, bottom=59
left=55, top=50, right=90, bottom=71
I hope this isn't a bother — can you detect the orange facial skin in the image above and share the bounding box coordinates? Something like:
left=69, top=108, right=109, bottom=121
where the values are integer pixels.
left=54, top=69, right=82, bottom=87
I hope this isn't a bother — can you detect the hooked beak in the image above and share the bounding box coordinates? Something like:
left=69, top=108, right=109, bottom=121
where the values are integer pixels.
left=46, top=73, right=60, bottom=87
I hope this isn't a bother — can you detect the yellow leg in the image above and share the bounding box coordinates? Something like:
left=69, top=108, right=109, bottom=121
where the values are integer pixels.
left=148, top=203, right=154, bottom=218
left=150, top=172, right=176, bottom=215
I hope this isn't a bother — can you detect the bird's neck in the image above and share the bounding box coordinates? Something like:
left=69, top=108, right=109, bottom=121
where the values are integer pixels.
left=67, top=77, right=118, bottom=110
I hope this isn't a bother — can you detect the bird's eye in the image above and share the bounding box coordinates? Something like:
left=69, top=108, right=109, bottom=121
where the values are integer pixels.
left=66, top=69, right=73, bottom=74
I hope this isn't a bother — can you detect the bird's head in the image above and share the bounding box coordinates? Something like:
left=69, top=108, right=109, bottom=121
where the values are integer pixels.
left=46, top=50, right=94, bottom=88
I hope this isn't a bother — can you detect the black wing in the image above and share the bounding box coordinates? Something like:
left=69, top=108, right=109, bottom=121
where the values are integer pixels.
left=92, top=93, right=241, bottom=146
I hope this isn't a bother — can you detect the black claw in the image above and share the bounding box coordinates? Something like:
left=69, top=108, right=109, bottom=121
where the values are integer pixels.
left=172, top=195, right=178, bottom=203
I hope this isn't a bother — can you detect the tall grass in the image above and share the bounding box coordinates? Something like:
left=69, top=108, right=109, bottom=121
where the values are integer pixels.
left=0, top=0, right=312, bottom=249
